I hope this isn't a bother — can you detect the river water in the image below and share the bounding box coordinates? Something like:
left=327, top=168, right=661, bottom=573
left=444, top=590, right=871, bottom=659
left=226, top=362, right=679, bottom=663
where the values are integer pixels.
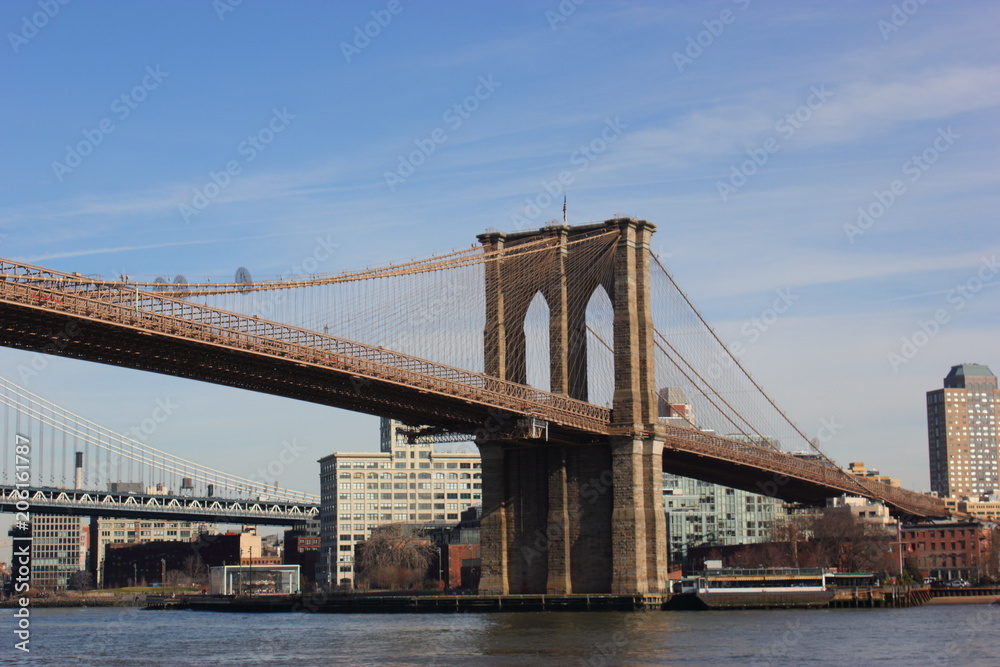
left=2, top=603, right=998, bottom=666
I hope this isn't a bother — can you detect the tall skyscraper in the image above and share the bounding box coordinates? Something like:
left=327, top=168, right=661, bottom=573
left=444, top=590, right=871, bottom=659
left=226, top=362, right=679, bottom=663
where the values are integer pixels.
left=927, top=363, right=1000, bottom=499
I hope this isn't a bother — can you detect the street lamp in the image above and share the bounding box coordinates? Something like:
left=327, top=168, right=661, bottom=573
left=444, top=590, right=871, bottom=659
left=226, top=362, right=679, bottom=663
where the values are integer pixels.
left=437, top=545, right=444, bottom=590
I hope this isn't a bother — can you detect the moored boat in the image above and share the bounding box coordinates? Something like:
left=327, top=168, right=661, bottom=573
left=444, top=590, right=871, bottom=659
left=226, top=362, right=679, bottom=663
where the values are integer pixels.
left=671, top=567, right=839, bottom=609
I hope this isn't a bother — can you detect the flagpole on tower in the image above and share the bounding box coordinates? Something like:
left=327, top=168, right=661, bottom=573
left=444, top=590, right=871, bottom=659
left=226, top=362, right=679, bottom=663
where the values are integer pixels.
left=562, top=186, right=567, bottom=225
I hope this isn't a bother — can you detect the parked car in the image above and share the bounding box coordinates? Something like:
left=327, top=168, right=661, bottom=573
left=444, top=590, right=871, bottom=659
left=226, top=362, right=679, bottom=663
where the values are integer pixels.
left=944, top=578, right=971, bottom=588
left=923, top=577, right=936, bottom=585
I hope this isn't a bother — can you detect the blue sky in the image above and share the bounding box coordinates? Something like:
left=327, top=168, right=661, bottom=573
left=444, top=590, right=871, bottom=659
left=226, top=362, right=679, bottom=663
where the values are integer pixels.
left=1, top=0, right=998, bottom=503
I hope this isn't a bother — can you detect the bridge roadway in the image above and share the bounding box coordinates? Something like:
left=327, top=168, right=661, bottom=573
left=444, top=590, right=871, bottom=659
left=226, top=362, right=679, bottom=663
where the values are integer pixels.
left=0, top=485, right=318, bottom=525
left=0, top=258, right=947, bottom=518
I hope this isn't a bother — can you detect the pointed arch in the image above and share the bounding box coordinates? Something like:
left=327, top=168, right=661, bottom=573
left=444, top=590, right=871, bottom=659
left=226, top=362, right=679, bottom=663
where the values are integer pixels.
left=523, top=291, right=551, bottom=392
left=584, top=285, right=614, bottom=408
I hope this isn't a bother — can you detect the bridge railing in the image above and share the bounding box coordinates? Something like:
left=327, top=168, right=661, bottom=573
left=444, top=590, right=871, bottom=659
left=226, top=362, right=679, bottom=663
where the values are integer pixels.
left=0, top=274, right=611, bottom=434
left=661, top=424, right=946, bottom=517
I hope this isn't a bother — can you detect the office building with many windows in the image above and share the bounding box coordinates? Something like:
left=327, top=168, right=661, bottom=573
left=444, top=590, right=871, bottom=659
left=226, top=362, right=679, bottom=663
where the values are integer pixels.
left=28, top=514, right=84, bottom=590
left=657, top=387, right=780, bottom=564
left=662, top=472, right=779, bottom=564
left=318, top=418, right=481, bottom=588
left=927, top=363, right=999, bottom=498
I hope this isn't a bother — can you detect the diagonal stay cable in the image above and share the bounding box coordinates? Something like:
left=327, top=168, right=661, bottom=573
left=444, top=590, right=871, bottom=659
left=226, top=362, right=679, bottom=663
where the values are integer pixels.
left=648, top=251, right=876, bottom=498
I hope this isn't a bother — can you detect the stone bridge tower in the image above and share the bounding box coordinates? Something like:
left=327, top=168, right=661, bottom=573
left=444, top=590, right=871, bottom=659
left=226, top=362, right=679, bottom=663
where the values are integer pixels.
left=476, top=218, right=667, bottom=596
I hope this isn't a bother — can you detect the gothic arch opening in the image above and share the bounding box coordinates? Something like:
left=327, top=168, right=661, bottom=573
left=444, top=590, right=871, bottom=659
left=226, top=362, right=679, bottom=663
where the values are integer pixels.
left=584, top=285, right=614, bottom=407
left=523, top=291, right=551, bottom=392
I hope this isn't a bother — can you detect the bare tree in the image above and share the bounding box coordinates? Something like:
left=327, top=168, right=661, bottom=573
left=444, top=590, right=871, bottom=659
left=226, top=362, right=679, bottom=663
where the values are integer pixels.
left=68, top=570, right=94, bottom=591
left=807, top=507, right=893, bottom=574
left=355, top=523, right=436, bottom=590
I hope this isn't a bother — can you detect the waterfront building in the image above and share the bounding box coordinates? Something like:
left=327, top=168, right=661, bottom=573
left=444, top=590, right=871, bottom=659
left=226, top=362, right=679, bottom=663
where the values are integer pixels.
left=317, top=418, right=482, bottom=588
left=284, top=518, right=321, bottom=587
left=102, top=531, right=255, bottom=588
left=957, top=494, right=1000, bottom=521
left=900, top=520, right=996, bottom=582
left=927, top=363, right=999, bottom=498
left=28, top=514, right=84, bottom=590
left=423, top=505, right=482, bottom=590
left=89, top=517, right=214, bottom=587
left=658, top=387, right=780, bottom=564
left=209, top=564, right=301, bottom=595
left=846, top=461, right=900, bottom=488
left=662, top=473, right=780, bottom=564
left=825, top=495, right=896, bottom=527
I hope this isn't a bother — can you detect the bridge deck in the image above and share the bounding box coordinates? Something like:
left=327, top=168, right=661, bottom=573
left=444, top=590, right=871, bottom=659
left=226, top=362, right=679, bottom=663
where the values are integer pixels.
left=0, top=259, right=948, bottom=519
left=0, top=485, right=318, bottom=525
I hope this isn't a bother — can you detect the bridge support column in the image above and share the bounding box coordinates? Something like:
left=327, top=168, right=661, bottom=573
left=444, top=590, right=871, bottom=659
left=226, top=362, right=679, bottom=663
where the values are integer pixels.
left=642, top=437, right=668, bottom=594
left=610, top=436, right=668, bottom=595
left=479, top=442, right=548, bottom=595
left=477, top=440, right=615, bottom=595
left=545, top=447, right=571, bottom=594
left=478, top=442, right=509, bottom=595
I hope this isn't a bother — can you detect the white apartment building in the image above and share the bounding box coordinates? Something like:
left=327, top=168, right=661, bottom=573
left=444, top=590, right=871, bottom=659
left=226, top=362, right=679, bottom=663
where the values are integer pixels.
left=318, top=418, right=481, bottom=588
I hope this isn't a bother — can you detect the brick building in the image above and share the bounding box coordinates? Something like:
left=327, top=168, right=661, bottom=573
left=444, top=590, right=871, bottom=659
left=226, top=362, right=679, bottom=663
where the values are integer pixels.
left=900, top=520, right=996, bottom=582
left=102, top=532, right=254, bottom=588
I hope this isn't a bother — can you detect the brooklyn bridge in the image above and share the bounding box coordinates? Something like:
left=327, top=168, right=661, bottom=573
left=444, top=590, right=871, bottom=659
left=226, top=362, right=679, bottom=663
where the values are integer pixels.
left=0, top=218, right=947, bottom=596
